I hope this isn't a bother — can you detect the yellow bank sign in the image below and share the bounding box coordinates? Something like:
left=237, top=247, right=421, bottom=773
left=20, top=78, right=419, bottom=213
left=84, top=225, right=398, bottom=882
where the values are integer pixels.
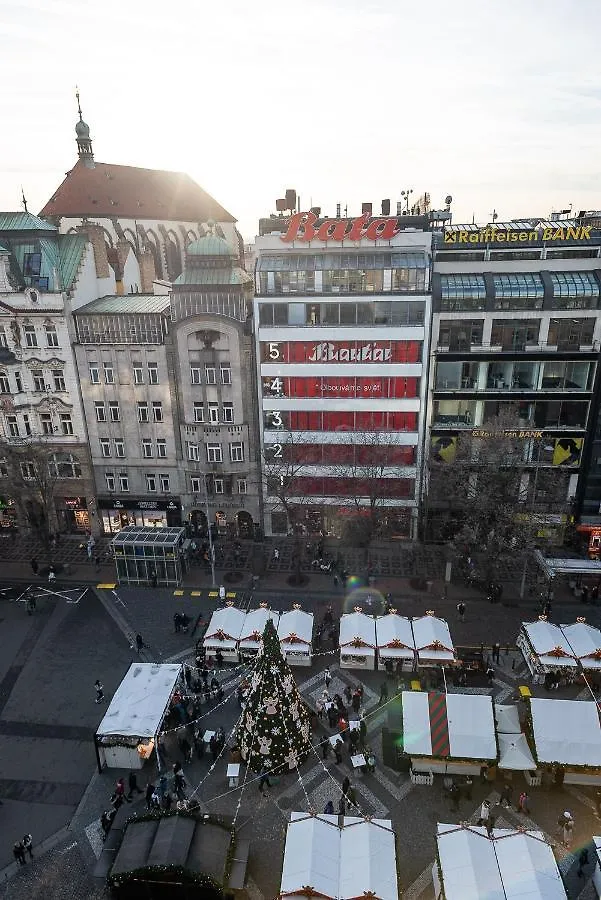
left=444, top=225, right=592, bottom=245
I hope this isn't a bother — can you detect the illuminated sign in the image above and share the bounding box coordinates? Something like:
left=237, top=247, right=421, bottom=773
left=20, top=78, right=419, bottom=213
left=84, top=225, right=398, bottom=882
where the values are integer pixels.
left=261, top=340, right=421, bottom=364
left=444, top=225, right=592, bottom=245
left=471, top=429, right=543, bottom=439
left=281, top=211, right=401, bottom=243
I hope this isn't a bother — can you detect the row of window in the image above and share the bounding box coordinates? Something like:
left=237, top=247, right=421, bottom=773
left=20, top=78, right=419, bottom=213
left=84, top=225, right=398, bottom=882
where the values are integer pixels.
left=186, top=442, right=245, bottom=463
left=438, top=317, right=596, bottom=349
left=433, top=399, right=589, bottom=429
left=0, top=453, right=81, bottom=480
left=0, top=323, right=59, bottom=349
left=5, top=412, right=73, bottom=437
left=258, top=253, right=428, bottom=271
left=265, top=442, right=416, bottom=465
left=267, top=475, right=413, bottom=498
left=258, top=301, right=425, bottom=328
left=193, top=402, right=234, bottom=424
left=90, top=362, right=159, bottom=385
left=260, top=340, right=422, bottom=364
left=190, top=476, right=247, bottom=495
left=94, top=401, right=164, bottom=423
left=0, top=367, right=65, bottom=395
left=439, top=272, right=600, bottom=310
left=99, top=438, right=168, bottom=459
left=264, top=411, right=418, bottom=432
left=262, top=375, right=420, bottom=399
left=104, top=472, right=171, bottom=494
left=258, top=268, right=428, bottom=295
left=190, top=365, right=231, bottom=386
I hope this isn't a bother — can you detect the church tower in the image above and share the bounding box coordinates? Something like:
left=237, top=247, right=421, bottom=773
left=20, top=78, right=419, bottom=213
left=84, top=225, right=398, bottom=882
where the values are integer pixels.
left=75, top=89, right=94, bottom=168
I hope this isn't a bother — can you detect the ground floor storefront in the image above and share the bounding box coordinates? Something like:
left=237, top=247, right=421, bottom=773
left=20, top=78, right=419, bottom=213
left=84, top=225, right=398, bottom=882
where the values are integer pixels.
left=98, top=497, right=182, bottom=534
left=268, top=504, right=415, bottom=540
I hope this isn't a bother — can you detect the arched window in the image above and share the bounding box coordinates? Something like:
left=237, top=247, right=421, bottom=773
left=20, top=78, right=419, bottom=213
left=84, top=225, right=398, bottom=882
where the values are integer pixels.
left=49, top=453, right=82, bottom=479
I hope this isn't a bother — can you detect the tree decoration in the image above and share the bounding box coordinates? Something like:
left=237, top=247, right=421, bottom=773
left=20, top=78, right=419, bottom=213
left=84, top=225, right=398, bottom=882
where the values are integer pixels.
left=549, top=646, right=568, bottom=658
left=388, top=638, right=405, bottom=649
left=292, top=603, right=302, bottom=610
left=237, top=618, right=311, bottom=772
left=425, top=609, right=435, bottom=617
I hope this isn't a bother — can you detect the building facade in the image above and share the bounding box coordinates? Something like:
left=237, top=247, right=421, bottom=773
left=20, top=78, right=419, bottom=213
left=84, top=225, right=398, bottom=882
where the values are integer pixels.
left=253, top=205, right=433, bottom=540
left=0, top=212, right=97, bottom=535
left=426, top=217, right=601, bottom=540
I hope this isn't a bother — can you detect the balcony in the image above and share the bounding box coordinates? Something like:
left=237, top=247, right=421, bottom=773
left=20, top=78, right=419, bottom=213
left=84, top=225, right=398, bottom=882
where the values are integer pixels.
left=437, top=339, right=599, bottom=354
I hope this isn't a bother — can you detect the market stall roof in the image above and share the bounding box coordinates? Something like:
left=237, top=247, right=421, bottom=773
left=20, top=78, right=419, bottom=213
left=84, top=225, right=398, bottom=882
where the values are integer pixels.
left=204, top=606, right=246, bottom=644
left=436, top=824, right=566, bottom=900
left=530, top=698, right=601, bottom=767
left=498, top=733, right=537, bottom=771
left=375, top=613, right=415, bottom=658
left=239, top=608, right=280, bottom=647
left=339, top=612, right=376, bottom=651
left=533, top=549, right=601, bottom=578
left=402, top=692, right=496, bottom=760
left=280, top=813, right=398, bottom=900
left=96, top=663, right=181, bottom=739
left=277, top=609, right=314, bottom=646
left=521, top=621, right=577, bottom=668
left=562, top=622, right=601, bottom=670
left=412, top=615, right=455, bottom=662
left=494, top=704, right=521, bottom=735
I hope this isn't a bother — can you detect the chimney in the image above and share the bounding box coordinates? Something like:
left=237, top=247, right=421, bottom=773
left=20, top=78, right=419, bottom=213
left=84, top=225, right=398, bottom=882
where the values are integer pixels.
left=138, top=249, right=157, bottom=293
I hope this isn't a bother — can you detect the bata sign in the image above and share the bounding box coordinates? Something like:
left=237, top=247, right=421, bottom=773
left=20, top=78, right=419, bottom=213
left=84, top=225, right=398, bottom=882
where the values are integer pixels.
left=444, top=225, right=593, bottom=245
left=309, top=341, right=391, bottom=361
left=281, top=210, right=400, bottom=243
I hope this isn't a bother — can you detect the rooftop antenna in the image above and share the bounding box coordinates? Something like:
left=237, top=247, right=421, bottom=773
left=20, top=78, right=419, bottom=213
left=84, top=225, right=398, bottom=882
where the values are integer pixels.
left=21, top=187, right=28, bottom=214
left=490, top=209, right=499, bottom=223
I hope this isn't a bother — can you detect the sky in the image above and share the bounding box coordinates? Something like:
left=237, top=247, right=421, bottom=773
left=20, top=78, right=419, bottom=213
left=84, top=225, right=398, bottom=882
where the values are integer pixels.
left=1, top=0, right=601, bottom=240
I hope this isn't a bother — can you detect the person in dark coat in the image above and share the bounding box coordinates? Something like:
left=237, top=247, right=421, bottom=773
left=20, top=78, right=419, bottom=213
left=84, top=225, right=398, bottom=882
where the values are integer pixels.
left=145, top=781, right=155, bottom=810
left=342, top=776, right=350, bottom=796
left=127, top=772, right=143, bottom=798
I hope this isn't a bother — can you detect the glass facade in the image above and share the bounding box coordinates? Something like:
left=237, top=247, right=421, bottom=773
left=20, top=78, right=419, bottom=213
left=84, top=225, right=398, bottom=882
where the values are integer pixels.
left=258, top=300, right=425, bottom=327
left=258, top=252, right=428, bottom=294
left=112, top=526, right=186, bottom=586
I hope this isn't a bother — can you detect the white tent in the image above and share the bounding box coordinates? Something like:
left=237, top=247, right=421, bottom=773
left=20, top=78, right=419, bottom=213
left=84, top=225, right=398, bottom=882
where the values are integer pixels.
left=339, top=612, right=376, bottom=670
left=412, top=615, right=455, bottom=666
left=280, top=812, right=398, bottom=900
left=402, top=691, right=497, bottom=774
left=239, top=607, right=280, bottom=654
left=203, top=605, right=246, bottom=661
left=435, top=824, right=566, bottom=900
left=95, top=663, right=181, bottom=770
left=494, top=704, right=521, bottom=735
left=498, top=733, right=537, bottom=771
left=517, top=621, right=577, bottom=675
left=562, top=622, right=601, bottom=670
left=277, top=609, right=314, bottom=667
left=375, top=613, right=415, bottom=671
left=529, top=698, right=601, bottom=773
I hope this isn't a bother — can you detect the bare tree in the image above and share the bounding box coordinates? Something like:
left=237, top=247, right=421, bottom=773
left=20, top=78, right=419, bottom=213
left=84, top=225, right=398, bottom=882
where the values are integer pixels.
left=0, top=437, right=66, bottom=544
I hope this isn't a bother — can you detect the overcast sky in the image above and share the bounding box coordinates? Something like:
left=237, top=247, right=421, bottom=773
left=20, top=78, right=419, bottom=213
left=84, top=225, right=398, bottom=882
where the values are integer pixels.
left=1, top=0, right=600, bottom=239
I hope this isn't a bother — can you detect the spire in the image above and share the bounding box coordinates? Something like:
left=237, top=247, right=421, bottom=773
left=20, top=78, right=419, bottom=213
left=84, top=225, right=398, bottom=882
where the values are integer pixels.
left=21, top=187, right=28, bottom=213
left=74, top=87, right=95, bottom=168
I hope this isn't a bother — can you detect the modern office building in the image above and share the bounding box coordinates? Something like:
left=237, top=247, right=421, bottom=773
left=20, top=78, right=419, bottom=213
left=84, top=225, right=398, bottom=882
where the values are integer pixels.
left=253, top=200, right=433, bottom=540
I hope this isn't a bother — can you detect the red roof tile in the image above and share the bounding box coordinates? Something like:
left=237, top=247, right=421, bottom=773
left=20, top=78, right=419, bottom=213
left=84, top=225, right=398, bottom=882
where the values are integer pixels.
left=39, top=159, right=235, bottom=223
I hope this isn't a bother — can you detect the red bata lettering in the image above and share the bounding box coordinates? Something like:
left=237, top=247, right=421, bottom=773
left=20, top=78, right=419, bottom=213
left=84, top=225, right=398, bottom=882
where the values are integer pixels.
left=281, top=211, right=401, bottom=243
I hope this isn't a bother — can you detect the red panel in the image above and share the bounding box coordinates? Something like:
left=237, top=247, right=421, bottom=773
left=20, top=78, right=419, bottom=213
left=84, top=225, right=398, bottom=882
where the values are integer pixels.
left=291, top=476, right=415, bottom=497
left=262, top=340, right=422, bottom=365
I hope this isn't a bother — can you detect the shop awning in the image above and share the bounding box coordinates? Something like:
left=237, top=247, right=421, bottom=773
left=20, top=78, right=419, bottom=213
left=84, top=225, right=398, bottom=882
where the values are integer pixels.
left=204, top=606, right=246, bottom=644
left=498, top=733, right=536, bottom=771
left=401, top=691, right=496, bottom=760
left=277, top=609, right=314, bottom=647
left=96, top=663, right=181, bottom=739
left=375, top=613, right=415, bottom=656
left=530, top=698, right=601, bottom=766
left=494, top=704, right=521, bottom=735
left=339, top=612, right=376, bottom=652
left=521, top=621, right=578, bottom=668
left=239, top=607, right=280, bottom=648
left=412, top=615, right=455, bottom=663
left=561, top=622, right=601, bottom=670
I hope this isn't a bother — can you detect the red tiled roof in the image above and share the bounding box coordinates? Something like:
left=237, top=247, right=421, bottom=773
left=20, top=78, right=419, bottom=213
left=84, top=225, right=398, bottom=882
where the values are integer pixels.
left=39, top=159, right=235, bottom=223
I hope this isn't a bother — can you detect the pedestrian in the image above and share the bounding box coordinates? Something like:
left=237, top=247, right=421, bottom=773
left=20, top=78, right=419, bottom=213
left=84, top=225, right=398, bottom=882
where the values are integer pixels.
left=324, top=667, right=332, bottom=689
left=13, top=840, right=26, bottom=865
left=322, top=738, right=331, bottom=760
left=563, top=817, right=574, bottom=848
left=127, top=771, right=143, bottom=798
left=359, top=716, right=367, bottom=747
left=365, top=750, right=376, bottom=774
left=480, top=764, right=489, bottom=784
left=93, top=678, right=105, bottom=703
left=464, top=775, right=473, bottom=801
left=100, top=809, right=116, bottom=840
left=163, top=791, right=172, bottom=812
left=486, top=816, right=495, bottom=838
left=492, top=642, right=501, bottom=664
left=577, top=847, right=590, bottom=877
left=342, top=776, right=350, bottom=796
left=274, top=548, right=280, bottom=562
left=334, top=740, right=343, bottom=765
left=22, top=834, right=33, bottom=859
left=135, top=633, right=144, bottom=654
left=379, top=681, right=389, bottom=705
left=258, top=768, right=271, bottom=794
left=115, top=777, right=131, bottom=804
left=478, top=799, right=491, bottom=826
left=95, top=555, right=101, bottom=572
left=323, top=801, right=335, bottom=815
left=216, top=649, right=224, bottom=669
left=343, top=685, right=352, bottom=706
left=486, top=665, right=495, bottom=685
left=48, top=564, right=56, bottom=582
left=457, top=601, right=466, bottom=622
left=26, top=592, right=36, bottom=615
left=218, top=584, right=226, bottom=602
left=352, top=691, right=361, bottom=714
left=450, top=783, right=460, bottom=812
left=338, top=797, right=346, bottom=816
left=30, top=557, right=38, bottom=575
left=518, top=791, right=530, bottom=815
left=500, top=784, right=512, bottom=807
left=174, top=772, right=186, bottom=801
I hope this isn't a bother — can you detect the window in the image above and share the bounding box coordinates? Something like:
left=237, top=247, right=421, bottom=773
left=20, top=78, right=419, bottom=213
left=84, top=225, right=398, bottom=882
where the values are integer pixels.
left=100, top=438, right=111, bottom=457
left=52, top=370, right=66, bottom=392
left=147, top=363, right=159, bottom=384
left=142, top=439, right=153, bottom=458
left=103, top=363, right=115, bottom=384
left=205, top=365, right=216, bottom=385
left=23, top=252, right=41, bottom=277
left=6, top=415, right=19, bottom=437
left=89, top=364, right=100, bottom=384
left=32, top=369, right=45, bottom=392
left=114, top=438, right=125, bottom=458
left=138, top=402, right=149, bottom=423
left=146, top=473, right=157, bottom=492
left=105, top=472, right=115, bottom=492
left=222, top=402, right=234, bottom=423
left=23, top=324, right=37, bottom=347
left=440, top=274, right=486, bottom=309
left=95, top=402, right=106, bottom=422
left=23, top=414, right=31, bottom=435
left=220, top=364, right=232, bottom=385
left=213, top=478, right=224, bottom=494
left=156, top=439, right=167, bottom=458
left=187, top=442, right=200, bottom=461
left=0, top=326, right=7, bottom=348
left=229, top=442, right=244, bottom=462
left=44, top=324, right=59, bottom=347
left=191, top=476, right=202, bottom=493
left=551, top=271, right=600, bottom=303
left=208, top=403, right=219, bottom=424
left=0, top=459, right=7, bottom=476
left=206, top=443, right=223, bottom=463
left=237, top=478, right=247, bottom=494
left=152, top=401, right=163, bottom=423
left=438, top=319, right=484, bottom=350
left=40, top=413, right=53, bottom=435
left=49, top=453, right=82, bottom=478
left=21, top=461, right=36, bottom=479
left=118, top=472, right=129, bottom=492
left=14, top=371, right=22, bottom=392
left=159, top=473, right=170, bottom=492
left=109, top=401, right=120, bottom=422
left=0, top=371, right=10, bottom=393
left=490, top=319, right=540, bottom=350
left=193, top=403, right=204, bottom=423
left=60, top=414, right=73, bottom=435
left=190, top=366, right=202, bottom=385
left=133, top=365, right=144, bottom=384
left=493, top=273, right=544, bottom=304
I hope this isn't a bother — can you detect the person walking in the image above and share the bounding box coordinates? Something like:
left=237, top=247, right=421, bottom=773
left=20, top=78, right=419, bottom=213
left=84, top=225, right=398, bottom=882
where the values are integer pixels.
left=115, top=777, right=131, bottom=804
left=13, top=841, right=26, bottom=865
left=518, top=791, right=530, bottom=815
left=334, top=740, right=343, bottom=765
left=563, top=817, right=574, bottom=848
left=379, top=681, right=389, bottom=706
left=258, top=768, right=271, bottom=794
left=48, top=564, right=56, bottom=583
left=457, top=601, right=466, bottom=622
left=100, top=809, right=116, bottom=840
left=492, top=642, right=501, bottom=664
left=94, top=680, right=104, bottom=703
left=351, top=690, right=361, bottom=714
left=145, top=781, right=155, bottom=811
left=478, top=800, right=491, bottom=826
left=135, top=634, right=145, bottom=654
left=500, top=784, right=513, bottom=807
left=450, top=783, right=461, bottom=812
left=486, top=816, right=495, bottom=838
left=127, top=772, right=143, bottom=799
left=273, top=548, right=280, bottom=562
left=342, top=776, right=350, bottom=796
left=577, top=847, right=590, bottom=877
left=322, top=738, right=331, bottom=760
left=218, top=584, right=226, bottom=603
left=22, top=834, right=33, bottom=860
left=324, top=668, right=332, bottom=689
left=486, top=665, right=495, bottom=686
left=30, top=558, right=38, bottom=576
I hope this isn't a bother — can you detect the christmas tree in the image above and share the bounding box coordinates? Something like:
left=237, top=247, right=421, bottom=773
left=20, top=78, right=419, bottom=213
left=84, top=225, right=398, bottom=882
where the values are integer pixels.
left=237, top=618, right=312, bottom=773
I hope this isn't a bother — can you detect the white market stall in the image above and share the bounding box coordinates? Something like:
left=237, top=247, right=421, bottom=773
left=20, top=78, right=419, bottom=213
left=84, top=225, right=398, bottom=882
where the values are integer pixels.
left=412, top=615, right=456, bottom=668
left=375, top=612, right=415, bottom=672
left=95, top=663, right=182, bottom=771
left=434, top=823, right=566, bottom=900
left=402, top=691, right=497, bottom=775
left=238, top=606, right=280, bottom=659
left=562, top=621, right=601, bottom=672
left=203, top=603, right=246, bottom=662
left=279, top=812, right=399, bottom=900
left=277, top=608, right=314, bottom=667
left=528, top=697, right=601, bottom=785
left=339, top=611, right=376, bottom=670
left=516, top=620, right=577, bottom=679
left=494, top=702, right=537, bottom=773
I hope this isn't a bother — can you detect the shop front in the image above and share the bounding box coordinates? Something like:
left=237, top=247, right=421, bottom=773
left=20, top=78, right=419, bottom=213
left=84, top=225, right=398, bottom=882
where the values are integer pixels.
left=56, top=496, right=91, bottom=534
left=99, top=497, right=182, bottom=534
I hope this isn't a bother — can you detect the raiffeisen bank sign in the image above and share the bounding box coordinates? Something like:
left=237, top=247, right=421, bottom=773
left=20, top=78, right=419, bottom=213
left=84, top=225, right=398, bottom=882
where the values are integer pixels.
left=443, top=224, right=593, bottom=245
